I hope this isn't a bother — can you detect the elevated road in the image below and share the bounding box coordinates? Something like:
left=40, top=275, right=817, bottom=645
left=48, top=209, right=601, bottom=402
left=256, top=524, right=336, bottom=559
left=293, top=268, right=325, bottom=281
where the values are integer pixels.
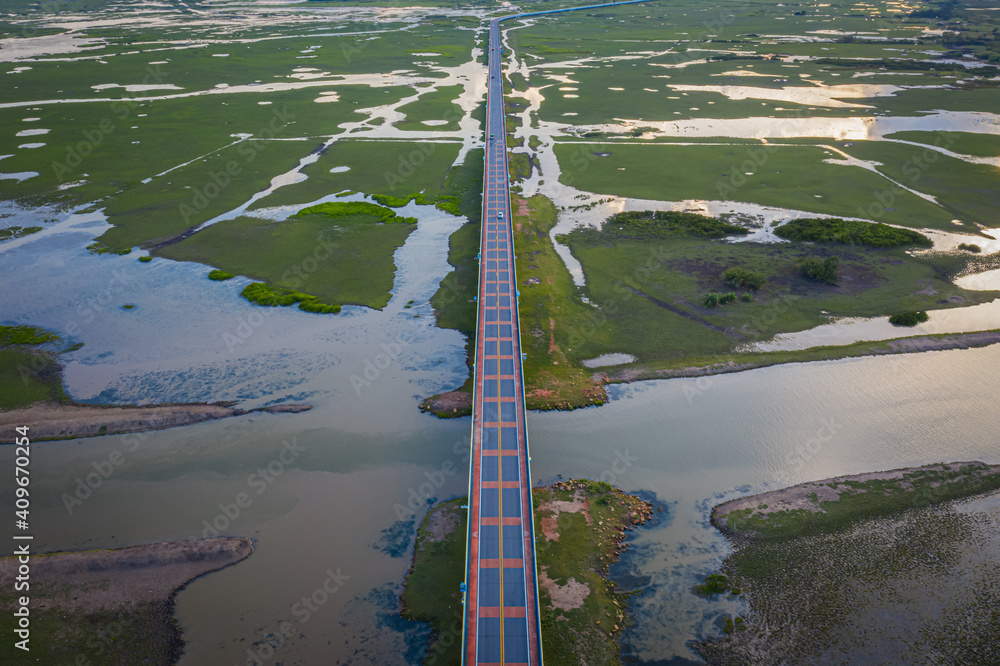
left=461, top=18, right=542, bottom=666
left=462, top=4, right=654, bottom=664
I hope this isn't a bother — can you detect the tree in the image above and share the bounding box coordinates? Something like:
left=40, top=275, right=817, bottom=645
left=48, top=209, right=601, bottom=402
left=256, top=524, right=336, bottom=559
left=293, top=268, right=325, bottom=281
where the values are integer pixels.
left=800, top=256, right=839, bottom=285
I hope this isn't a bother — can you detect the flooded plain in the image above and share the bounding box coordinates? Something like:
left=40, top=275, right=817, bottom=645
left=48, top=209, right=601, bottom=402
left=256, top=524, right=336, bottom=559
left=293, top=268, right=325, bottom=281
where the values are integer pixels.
left=3, top=0, right=1000, bottom=664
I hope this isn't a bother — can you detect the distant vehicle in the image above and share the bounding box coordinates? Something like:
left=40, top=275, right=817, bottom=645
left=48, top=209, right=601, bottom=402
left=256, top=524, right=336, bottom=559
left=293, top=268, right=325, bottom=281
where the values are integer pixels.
left=498, top=212, right=504, bottom=219
left=490, top=133, right=494, bottom=140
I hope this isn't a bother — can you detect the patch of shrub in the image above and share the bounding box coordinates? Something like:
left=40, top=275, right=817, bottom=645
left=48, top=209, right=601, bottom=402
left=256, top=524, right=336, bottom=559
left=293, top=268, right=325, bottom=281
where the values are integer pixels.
left=800, top=256, right=840, bottom=285
left=0, top=325, right=60, bottom=346
left=295, top=201, right=399, bottom=222
left=695, top=573, right=731, bottom=596
left=740, top=292, right=753, bottom=302
left=241, top=282, right=340, bottom=314
left=298, top=300, right=341, bottom=314
left=957, top=242, right=982, bottom=253
left=723, top=267, right=766, bottom=290
left=372, top=193, right=415, bottom=208
left=0, top=226, right=42, bottom=240
left=775, top=218, right=931, bottom=248
left=138, top=256, right=152, bottom=263
left=601, top=210, right=748, bottom=240
left=208, top=270, right=236, bottom=281
left=434, top=194, right=461, bottom=216
left=723, top=616, right=748, bottom=635
left=705, top=292, right=738, bottom=307
left=888, top=310, right=929, bottom=326
left=87, top=242, right=131, bottom=255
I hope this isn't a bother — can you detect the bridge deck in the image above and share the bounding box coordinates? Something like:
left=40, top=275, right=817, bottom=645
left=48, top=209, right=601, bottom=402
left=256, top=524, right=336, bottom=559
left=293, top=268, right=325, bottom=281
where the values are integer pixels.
left=461, top=18, right=543, bottom=666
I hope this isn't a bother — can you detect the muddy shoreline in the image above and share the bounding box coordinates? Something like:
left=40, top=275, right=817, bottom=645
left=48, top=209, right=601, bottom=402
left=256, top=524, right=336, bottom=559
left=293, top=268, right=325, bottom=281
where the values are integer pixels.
left=0, top=400, right=312, bottom=443
left=0, top=537, right=254, bottom=663
left=603, top=329, right=1000, bottom=386
left=422, top=329, right=1000, bottom=416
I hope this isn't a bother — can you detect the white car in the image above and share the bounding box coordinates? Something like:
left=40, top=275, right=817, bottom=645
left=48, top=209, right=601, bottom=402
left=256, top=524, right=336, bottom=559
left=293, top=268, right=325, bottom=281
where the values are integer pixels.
left=497, top=212, right=504, bottom=219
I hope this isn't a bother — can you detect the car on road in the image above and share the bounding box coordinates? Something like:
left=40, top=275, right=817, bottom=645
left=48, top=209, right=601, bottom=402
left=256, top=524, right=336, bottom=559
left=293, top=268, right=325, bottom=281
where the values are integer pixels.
left=498, top=212, right=504, bottom=219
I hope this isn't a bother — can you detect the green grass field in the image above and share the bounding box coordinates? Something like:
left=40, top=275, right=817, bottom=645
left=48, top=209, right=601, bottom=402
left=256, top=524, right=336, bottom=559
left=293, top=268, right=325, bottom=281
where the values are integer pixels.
left=0, top=348, right=65, bottom=409
left=554, top=142, right=966, bottom=231
left=500, top=194, right=999, bottom=406
left=159, top=209, right=415, bottom=310
left=512, top=194, right=609, bottom=410
left=400, top=499, right=467, bottom=666
left=886, top=131, right=1000, bottom=159
left=0, top=326, right=69, bottom=409
left=562, top=215, right=998, bottom=361
left=248, top=139, right=463, bottom=210
left=394, top=85, right=466, bottom=131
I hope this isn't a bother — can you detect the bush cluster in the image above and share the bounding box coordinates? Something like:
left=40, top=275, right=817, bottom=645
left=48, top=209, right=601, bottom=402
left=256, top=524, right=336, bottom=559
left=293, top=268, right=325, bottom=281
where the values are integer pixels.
left=601, top=210, right=748, bottom=240
left=295, top=201, right=416, bottom=224
left=241, top=282, right=340, bottom=314
left=775, top=218, right=931, bottom=248
left=800, top=256, right=840, bottom=284
left=0, top=325, right=60, bottom=346
left=704, top=292, right=738, bottom=307
left=888, top=311, right=929, bottom=326
left=722, top=267, right=766, bottom=290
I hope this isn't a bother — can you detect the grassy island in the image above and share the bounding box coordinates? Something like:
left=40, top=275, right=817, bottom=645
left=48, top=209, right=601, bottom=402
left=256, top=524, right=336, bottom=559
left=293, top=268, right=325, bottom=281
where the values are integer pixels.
left=697, top=462, right=1000, bottom=664
left=401, top=479, right=655, bottom=665
left=422, top=191, right=1000, bottom=415
left=0, top=325, right=70, bottom=410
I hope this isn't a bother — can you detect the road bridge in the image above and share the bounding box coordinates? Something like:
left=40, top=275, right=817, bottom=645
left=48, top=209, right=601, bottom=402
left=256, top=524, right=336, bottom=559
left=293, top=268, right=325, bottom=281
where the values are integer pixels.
left=461, top=4, right=654, bottom=664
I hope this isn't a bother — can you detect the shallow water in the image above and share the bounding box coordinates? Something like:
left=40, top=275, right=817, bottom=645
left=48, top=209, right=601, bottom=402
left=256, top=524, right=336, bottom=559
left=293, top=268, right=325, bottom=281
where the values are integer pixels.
left=4, top=4, right=1000, bottom=665
left=740, top=299, right=1000, bottom=352
left=581, top=352, right=637, bottom=367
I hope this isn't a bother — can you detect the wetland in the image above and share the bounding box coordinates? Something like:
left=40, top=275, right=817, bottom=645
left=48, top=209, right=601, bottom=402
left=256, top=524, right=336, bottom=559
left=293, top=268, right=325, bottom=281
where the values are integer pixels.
left=2, top=0, right=1000, bottom=663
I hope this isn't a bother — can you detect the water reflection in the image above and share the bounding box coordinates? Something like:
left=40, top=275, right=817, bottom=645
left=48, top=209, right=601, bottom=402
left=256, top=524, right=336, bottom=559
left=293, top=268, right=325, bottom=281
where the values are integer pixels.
left=739, top=299, right=1000, bottom=352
